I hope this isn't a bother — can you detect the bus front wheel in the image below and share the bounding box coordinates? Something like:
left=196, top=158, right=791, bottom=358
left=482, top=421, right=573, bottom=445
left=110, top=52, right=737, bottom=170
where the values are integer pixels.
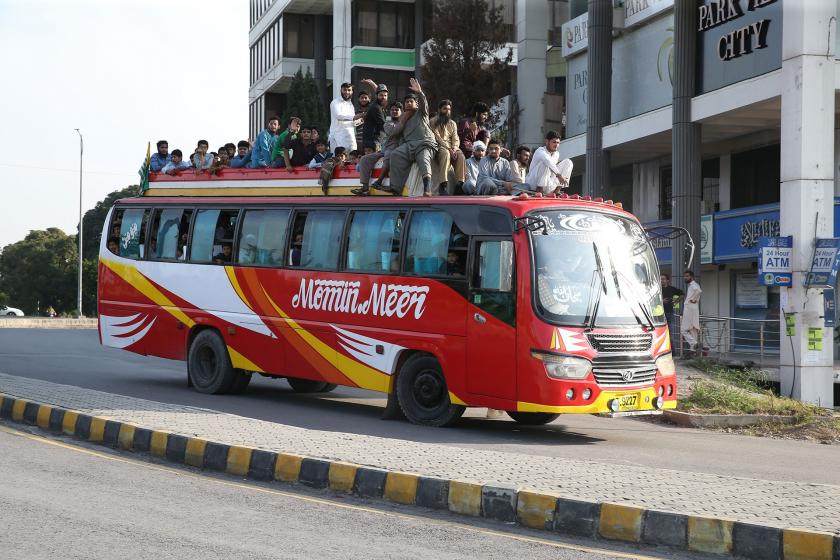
left=187, top=330, right=237, bottom=394
left=506, top=411, right=560, bottom=425
left=396, top=355, right=464, bottom=427
left=287, top=378, right=337, bottom=393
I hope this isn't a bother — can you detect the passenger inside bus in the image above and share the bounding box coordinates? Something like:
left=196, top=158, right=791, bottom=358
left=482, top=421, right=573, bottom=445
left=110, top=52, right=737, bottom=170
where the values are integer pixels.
left=213, top=244, right=232, bottom=264
left=107, top=237, right=119, bottom=254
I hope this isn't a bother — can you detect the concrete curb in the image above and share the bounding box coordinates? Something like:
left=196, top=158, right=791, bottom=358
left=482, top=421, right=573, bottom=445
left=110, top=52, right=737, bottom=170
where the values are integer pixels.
left=0, top=318, right=98, bottom=329
left=2, top=392, right=838, bottom=559
left=664, top=409, right=799, bottom=428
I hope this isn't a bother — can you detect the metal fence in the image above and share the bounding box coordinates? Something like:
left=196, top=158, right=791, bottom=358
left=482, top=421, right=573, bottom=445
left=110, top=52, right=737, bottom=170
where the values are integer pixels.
left=669, top=315, right=779, bottom=366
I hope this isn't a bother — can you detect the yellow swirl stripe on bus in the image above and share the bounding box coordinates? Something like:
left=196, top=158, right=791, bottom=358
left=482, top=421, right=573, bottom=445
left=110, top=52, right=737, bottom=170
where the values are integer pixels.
left=224, top=266, right=253, bottom=312
left=101, top=259, right=195, bottom=328
left=260, top=286, right=392, bottom=393
left=227, top=345, right=265, bottom=373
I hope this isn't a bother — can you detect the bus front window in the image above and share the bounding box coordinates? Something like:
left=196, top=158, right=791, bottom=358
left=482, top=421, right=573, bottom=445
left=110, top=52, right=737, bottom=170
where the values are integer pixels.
left=530, top=210, right=665, bottom=328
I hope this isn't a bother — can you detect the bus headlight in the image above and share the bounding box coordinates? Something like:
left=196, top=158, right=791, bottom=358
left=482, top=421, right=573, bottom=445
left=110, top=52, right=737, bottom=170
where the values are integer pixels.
left=655, top=353, right=676, bottom=377
left=531, top=351, right=591, bottom=380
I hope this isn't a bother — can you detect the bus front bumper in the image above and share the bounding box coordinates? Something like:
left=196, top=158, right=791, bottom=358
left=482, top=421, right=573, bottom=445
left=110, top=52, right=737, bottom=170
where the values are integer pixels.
left=516, top=386, right=676, bottom=415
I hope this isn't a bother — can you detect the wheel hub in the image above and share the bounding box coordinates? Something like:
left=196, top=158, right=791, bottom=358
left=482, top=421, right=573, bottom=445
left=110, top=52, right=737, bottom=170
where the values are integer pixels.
left=413, top=371, right=444, bottom=409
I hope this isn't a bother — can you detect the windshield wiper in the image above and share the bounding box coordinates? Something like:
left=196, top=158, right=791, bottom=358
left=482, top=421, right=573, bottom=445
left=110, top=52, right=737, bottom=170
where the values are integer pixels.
left=585, top=243, right=609, bottom=331
left=613, top=266, right=656, bottom=331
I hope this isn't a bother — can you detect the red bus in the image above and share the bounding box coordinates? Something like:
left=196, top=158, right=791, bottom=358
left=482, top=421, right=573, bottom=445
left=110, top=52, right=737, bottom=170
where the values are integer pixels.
left=98, top=168, right=677, bottom=426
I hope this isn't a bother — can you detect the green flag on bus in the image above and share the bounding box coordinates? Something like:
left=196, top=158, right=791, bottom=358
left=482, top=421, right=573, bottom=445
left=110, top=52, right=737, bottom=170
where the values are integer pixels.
left=138, top=141, right=151, bottom=192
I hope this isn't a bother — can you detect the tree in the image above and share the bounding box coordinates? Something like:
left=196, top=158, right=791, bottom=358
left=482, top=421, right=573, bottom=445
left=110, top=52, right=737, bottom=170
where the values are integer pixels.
left=282, top=68, right=330, bottom=136
left=421, top=0, right=513, bottom=123
left=0, top=228, right=78, bottom=315
left=82, top=184, right=141, bottom=260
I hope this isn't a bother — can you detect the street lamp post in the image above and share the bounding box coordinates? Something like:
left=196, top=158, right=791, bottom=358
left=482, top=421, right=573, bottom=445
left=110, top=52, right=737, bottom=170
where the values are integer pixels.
left=74, top=129, right=83, bottom=318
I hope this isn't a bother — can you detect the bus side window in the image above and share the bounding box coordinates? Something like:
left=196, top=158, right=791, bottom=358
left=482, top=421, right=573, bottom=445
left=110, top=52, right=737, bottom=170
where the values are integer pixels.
left=345, top=210, right=404, bottom=273
left=405, top=211, right=468, bottom=277
left=473, top=240, right=514, bottom=292
left=238, top=209, right=290, bottom=266
left=113, top=208, right=149, bottom=259
left=149, top=208, right=187, bottom=260
left=289, top=210, right=345, bottom=270
left=189, top=209, right=238, bottom=264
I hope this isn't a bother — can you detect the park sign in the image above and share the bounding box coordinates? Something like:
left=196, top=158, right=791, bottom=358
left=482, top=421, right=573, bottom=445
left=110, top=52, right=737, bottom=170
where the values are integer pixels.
left=757, top=236, right=792, bottom=286
left=805, top=238, right=840, bottom=288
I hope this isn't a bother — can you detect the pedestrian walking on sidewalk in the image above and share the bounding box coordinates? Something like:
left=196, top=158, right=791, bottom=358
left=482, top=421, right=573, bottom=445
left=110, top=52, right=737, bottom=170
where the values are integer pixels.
left=680, top=270, right=702, bottom=356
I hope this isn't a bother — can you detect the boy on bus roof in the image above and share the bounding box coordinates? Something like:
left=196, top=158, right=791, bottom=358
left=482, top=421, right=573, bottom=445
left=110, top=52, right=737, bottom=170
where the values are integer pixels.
left=307, top=140, right=332, bottom=169
left=161, top=149, right=192, bottom=175
left=230, top=140, right=252, bottom=169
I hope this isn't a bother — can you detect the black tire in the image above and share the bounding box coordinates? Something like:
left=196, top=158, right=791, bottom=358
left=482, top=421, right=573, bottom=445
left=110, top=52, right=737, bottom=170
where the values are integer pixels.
left=506, top=411, right=560, bottom=425
left=6, top=312, right=15, bottom=316
left=228, top=370, right=252, bottom=394
left=396, top=355, right=465, bottom=427
left=287, top=378, right=337, bottom=393
left=187, top=330, right=236, bottom=394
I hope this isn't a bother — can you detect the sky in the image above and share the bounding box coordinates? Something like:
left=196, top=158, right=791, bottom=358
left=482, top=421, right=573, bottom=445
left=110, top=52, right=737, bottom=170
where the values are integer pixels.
left=0, top=0, right=249, bottom=248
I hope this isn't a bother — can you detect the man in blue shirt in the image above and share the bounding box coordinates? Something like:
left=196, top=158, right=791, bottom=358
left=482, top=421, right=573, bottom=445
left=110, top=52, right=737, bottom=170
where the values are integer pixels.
left=230, top=140, right=252, bottom=168
left=248, top=116, right=280, bottom=168
left=150, top=140, right=171, bottom=172
left=161, top=149, right=192, bottom=175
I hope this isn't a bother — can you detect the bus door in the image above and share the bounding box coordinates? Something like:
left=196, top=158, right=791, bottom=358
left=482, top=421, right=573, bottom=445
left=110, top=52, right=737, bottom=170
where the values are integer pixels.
left=466, top=237, right=517, bottom=400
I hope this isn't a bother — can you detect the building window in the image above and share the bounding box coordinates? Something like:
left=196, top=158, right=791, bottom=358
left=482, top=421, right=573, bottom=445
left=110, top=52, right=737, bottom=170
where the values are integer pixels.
left=702, top=158, right=720, bottom=214
left=488, top=0, right=516, bottom=43
left=353, top=0, right=414, bottom=49
left=731, top=145, right=780, bottom=209
left=350, top=68, right=415, bottom=105
left=284, top=13, right=314, bottom=59
left=548, top=0, right=571, bottom=46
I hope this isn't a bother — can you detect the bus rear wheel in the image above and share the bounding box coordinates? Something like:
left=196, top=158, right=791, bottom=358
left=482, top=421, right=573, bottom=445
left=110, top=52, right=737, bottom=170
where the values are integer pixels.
left=188, top=330, right=236, bottom=394
left=396, top=355, right=464, bottom=427
left=506, top=411, right=560, bottom=425
left=287, top=378, right=337, bottom=393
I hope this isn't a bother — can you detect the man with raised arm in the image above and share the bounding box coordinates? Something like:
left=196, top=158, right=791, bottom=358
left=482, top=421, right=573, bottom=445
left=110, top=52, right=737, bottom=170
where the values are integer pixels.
left=360, top=78, right=388, bottom=154
left=383, top=78, right=438, bottom=197
left=523, top=130, right=573, bottom=195
left=328, top=82, right=358, bottom=152
left=248, top=116, right=280, bottom=168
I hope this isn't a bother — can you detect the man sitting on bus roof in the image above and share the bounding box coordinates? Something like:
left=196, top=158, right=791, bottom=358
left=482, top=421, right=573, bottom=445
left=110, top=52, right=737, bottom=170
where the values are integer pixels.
left=472, top=139, right=518, bottom=195
left=271, top=117, right=301, bottom=170
left=307, top=140, right=332, bottom=169
left=522, top=130, right=573, bottom=195
left=283, top=124, right=316, bottom=168
left=461, top=141, right=485, bottom=195
left=384, top=78, right=438, bottom=197
left=230, top=140, right=252, bottom=168
left=247, top=116, right=280, bottom=168
left=150, top=140, right=171, bottom=172
left=161, top=149, right=192, bottom=175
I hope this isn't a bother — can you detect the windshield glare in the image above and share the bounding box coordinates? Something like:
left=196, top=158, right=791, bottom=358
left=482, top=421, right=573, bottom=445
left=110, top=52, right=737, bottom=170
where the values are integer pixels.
left=530, top=210, right=665, bottom=327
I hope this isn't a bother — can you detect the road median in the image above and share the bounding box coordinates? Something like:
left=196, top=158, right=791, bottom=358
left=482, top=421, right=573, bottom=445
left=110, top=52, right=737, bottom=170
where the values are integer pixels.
left=1, top=379, right=839, bottom=559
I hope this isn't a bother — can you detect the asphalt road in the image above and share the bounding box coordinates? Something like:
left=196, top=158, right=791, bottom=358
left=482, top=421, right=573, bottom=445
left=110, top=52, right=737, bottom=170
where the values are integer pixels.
left=2, top=329, right=840, bottom=485
left=0, top=423, right=703, bottom=560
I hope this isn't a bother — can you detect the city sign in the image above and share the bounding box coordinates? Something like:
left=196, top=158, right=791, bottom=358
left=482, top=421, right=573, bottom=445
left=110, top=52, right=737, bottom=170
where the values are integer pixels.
left=624, top=0, right=674, bottom=28
left=562, top=12, right=589, bottom=57
left=757, top=236, right=792, bottom=286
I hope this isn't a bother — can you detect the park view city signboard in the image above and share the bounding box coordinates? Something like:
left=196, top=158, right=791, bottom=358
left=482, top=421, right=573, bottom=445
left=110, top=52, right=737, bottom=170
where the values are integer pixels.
left=697, top=0, right=782, bottom=94
left=624, top=0, right=673, bottom=28
left=561, top=12, right=589, bottom=57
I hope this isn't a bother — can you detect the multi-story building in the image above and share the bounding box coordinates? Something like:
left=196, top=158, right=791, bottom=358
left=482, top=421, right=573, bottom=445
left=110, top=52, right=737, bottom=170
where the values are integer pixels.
left=248, top=0, right=568, bottom=146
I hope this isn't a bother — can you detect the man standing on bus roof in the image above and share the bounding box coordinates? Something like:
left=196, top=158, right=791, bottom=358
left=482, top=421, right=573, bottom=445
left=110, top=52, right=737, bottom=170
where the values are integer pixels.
left=523, top=130, right=573, bottom=195
left=385, top=78, right=438, bottom=197
left=361, top=79, right=388, bottom=154
left=248, top=116, right=280, bottom=168
left=328, top=82, right=358, bottom=153
left=150, top=140, right=171, bottom=172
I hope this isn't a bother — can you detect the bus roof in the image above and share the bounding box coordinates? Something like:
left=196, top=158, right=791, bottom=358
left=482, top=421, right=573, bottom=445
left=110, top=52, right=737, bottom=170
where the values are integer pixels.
left=121, top=193, right=632, bottom=218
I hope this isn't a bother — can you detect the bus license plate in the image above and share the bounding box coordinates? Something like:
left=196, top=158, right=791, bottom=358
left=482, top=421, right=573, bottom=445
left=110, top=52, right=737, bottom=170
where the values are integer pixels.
left=617, top=394, right=640, bottom=411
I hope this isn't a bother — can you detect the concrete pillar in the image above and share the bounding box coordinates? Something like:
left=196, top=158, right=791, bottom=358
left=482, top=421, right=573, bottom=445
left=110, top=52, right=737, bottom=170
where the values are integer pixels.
left=314, top=15, right=329, bottom=112
left=779, top=0, right=836, bottom=406
left=331, top=0, right=352, bottom=98
left=585, top=0, right=611, bottom=198
left=415, top=0, right=424, bottom=78
left=515, top=0, right=549, bottom=147
left=670, top=0, right=701, bottom=288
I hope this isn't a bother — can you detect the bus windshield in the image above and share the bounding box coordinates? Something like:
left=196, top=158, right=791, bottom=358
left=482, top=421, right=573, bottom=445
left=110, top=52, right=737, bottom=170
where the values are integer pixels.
left=530, top=210, right=665, bottom=328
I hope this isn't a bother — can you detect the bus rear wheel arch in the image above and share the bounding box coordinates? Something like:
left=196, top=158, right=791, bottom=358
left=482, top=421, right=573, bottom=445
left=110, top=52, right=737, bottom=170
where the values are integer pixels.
left=187, top=328, right=251, bottom=394
left=396, top=354, right=464, bottom=427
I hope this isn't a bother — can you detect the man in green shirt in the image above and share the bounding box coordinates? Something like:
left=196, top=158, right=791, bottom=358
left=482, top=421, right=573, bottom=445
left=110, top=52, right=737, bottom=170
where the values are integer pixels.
left=270, top=117, right=301, bottom=170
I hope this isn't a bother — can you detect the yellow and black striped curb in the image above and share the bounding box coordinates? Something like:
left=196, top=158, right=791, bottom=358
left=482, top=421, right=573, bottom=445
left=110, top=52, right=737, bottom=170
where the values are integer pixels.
left=2, top=392, right=838, bottom=560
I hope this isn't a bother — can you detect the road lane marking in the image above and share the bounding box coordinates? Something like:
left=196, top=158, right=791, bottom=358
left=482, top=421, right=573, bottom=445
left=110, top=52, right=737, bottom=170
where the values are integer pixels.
left=0, top=423, right=666, bottom=560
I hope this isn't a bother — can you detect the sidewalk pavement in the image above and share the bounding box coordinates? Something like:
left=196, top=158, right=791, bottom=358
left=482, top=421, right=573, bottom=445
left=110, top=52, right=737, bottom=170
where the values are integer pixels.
left=2, top=371, right=839, bottom=559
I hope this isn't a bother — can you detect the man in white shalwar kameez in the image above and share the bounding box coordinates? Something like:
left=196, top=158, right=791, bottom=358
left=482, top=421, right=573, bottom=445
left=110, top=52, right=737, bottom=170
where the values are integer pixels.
left=680, top=270, right=702, bottom=354
left=328, top=82, right=359, bottom=152
left=522, top=130, right=573, bottom=195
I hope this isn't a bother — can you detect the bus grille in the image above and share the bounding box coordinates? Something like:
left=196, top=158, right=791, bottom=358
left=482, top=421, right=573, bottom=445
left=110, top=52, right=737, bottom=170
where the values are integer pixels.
left=592, top=359, right=657, bottom=388
left=587, top=332, right=652, bottom=354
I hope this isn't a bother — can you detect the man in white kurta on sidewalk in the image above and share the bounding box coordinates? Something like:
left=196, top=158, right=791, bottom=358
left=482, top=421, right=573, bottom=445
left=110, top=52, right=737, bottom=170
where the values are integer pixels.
left=521, top=130, right=573, bottom=195
left=680, top=270, right=702, bottom=354
left=328, top=82, right=360, bottom=152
